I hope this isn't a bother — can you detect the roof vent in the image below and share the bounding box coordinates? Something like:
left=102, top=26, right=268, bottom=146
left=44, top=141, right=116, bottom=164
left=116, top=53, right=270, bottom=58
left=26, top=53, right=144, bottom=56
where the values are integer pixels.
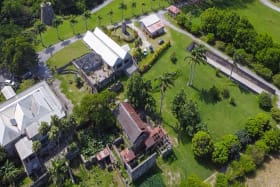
left=10, top=119, right=17, bottom=126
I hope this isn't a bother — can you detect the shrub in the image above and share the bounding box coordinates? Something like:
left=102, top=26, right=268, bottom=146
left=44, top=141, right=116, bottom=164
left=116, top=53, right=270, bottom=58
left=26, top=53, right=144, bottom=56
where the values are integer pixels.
left=235, top=129, right=251, bottom=148
left=215, top=41, right=226, bottom=51
left=209, top=86, right=221, bottom=101
left=191, top=24, right=201, bottom=36
left=271, top=107, right=280, bottom=122
left=253, top=63, right=273, bottom=81
left=245, top=143, right=266, bottom=165
left=75, top=76, right=83, bottom=88
left=215, top=68, right=222, bottom=77
left=212, top=142, right=229, bottom=165
left=170, top=52, right=177, bottom=64
left=262, top=128, right=280, bottom=153
left=215, top=173, right=228, bottom=187
left=245, top=113, right=271, bottom=140
left=229, top=97, right=236, bottom=106
left=225, top=44, right=235, bottom=57
left=221, top=88, right=230, bottom=99
left=68, top=142, right=78, bottom=152
left=185, top=174, right=211, bottom=187
left=258, top=92, right=272, bottom=111
left=139, top=41, right=171, bottom=73
left=272, top=73, right=280, bottom=89
left=206, top=33, right=215, bottom=45
left=192, top=131, right=214, bottom=158
left=222, top=134, right=241, bottom=160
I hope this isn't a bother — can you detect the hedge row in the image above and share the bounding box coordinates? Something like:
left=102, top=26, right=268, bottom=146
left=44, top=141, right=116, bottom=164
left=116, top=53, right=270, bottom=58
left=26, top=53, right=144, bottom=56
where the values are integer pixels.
left=139, top=41, right=171, bottom=73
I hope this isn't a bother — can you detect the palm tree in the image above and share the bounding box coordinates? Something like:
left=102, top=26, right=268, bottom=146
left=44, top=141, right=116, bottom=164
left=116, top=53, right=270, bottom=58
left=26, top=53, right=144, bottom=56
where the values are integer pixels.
left=83, top=10, right=91, bottom=30
left=108, top=10, right=114, bottom=23
left=131, top=1, right=136, bottom=16
left=119, top=2, right=126, bottom=20
left=185, top=44, right=207, bottom=86
left=97, top=15, right=102, bottom=26
left=69, top=15, right=78, bottom=35
left=32, top=140, right=42, bottom=153
left=49, top=158, right=68, bottom=187
left=39, top=121, right=49, bottom=136
left=154, top=72, right=177, bottom=121
left=34, top=21, right=46, bottom=46
left=229, top=60, right=238, bottom=79
left=141, top=2, right=146, bottom=14
left=52, top=17, right=63, bottom=40
left=0, top=160, right=21, bottom=186
left=48, top=125, right=60, bottom=146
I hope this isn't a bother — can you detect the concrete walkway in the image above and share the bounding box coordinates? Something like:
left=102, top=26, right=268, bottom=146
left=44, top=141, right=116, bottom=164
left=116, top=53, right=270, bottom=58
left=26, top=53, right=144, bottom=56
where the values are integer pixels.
left=260, top=0, right=280, bottom=13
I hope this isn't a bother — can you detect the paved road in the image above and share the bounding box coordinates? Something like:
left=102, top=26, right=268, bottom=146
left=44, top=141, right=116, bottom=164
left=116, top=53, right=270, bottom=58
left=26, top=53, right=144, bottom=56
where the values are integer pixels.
left=157, top=10, right=280, bottom=108
left=260, top=0, right=280, bottom=12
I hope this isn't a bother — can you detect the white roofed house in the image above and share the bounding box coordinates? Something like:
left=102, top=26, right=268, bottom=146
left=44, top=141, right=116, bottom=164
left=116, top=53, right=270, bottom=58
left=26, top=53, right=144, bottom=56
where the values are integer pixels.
left=0, top=81, right=65, bottom=177
left=140, top=14, right=165, bottom=38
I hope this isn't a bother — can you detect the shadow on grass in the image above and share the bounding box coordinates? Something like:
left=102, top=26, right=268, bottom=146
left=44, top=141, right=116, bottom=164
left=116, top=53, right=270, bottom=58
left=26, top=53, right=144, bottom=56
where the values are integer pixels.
left=133, top=165, right=166, bottom=187
left=199, top=88, right=221, bottom=104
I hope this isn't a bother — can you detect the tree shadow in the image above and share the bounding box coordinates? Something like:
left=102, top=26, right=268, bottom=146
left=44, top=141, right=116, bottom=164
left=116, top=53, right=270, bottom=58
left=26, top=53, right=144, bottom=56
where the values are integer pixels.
left=133, top=164, right=166, bottom=187
left=162, top=150, right=178, bottom=164
left=199, top=88, right=220, bottom=104
left=45, top=46, right=55, bottom=55
left=61, top=40, right=71, bottom=47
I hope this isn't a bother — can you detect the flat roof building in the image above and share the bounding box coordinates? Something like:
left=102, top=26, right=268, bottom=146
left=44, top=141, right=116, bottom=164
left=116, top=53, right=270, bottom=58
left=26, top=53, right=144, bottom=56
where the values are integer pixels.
left=140, top=14, right=165, bottom=38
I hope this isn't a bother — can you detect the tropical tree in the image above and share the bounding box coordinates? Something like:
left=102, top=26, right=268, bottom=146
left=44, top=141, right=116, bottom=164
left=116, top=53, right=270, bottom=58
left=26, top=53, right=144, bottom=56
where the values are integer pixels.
left=192, top=131, right=214, bottom=158
left=69, top=15, right=78, bottom=35
left=154, top=72, right=177, bottom=120
left=39, top=121, right=50, bottom=136
left=48, top=125, right=60, bottom=145
left=229, top=60, right=238, bottom=79
left=108, top=10, right=114, bottom=23
left=97, top=15, right=102, bottom=26
left=0, top=160, right=22, bottom=186
left=185, top=44, right=207, bottom=86
left=0, top=146, right=6, bottom=164
left=212, top=142, right=229, bottom=165
left=119, top=2, right=127, bottom=20
left=32, top=140, right=42, bottom=153
left=48, top=158, right=68, bottom=187
left=34, top=21, right=46, bottom=46
left=141, top=2, right=146, bottom=14
left=83, top=10, right=91, bottom=30
left=263, top=128, right=280, bottom=153
left=131, top=1, right=137, bottom=16
left=52, top=17, right=63, bottom=40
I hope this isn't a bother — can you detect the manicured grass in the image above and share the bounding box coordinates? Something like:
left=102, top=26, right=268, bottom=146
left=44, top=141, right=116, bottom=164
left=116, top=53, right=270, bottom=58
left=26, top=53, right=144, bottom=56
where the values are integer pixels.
left=124, top=28, right=264, bottom=186
left=36, top=0, right=170, bottom=51
left=270, top=0, right=280, bottom=7
left=46, top=40, right=90, bottom=68
left=232, top=0, right=280, bottom=42
left=46, top=40, right=91, bottom=106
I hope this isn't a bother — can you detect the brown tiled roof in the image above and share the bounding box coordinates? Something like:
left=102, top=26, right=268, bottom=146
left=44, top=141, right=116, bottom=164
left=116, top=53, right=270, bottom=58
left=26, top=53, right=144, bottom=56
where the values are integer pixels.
left=114, top=102, right=147, bottom=144
left=145, top=127, right=166, bottom=149
left=147, top=21, right=165, bottom=34
left=96, top=147, right=110, bottom=161
left=167, top=5, right=181, bottom=14
left=120, top=148, right=136, bottom=163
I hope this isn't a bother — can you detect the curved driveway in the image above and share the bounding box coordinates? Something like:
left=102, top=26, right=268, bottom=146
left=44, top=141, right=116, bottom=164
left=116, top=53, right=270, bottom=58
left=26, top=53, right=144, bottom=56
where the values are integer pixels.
left=260, top=0, right=280, bottom=12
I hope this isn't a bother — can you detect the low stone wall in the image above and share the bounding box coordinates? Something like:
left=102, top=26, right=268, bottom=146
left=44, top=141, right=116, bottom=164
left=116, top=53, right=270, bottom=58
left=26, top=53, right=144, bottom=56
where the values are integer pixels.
left=126, top=153, right=157, bottom=182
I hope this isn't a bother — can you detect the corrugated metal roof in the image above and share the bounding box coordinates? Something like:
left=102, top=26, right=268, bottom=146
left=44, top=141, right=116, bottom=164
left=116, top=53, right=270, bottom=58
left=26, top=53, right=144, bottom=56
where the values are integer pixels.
left=140, top=14, right=160, bottom=27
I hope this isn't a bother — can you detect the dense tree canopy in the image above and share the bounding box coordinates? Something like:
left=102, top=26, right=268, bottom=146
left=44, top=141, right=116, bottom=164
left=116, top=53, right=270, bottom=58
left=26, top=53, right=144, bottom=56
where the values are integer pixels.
left=245, top=113, right=271, bottom=140
left=212, top=142, right=229, bottom=165
left=74, top=90, right=116, bottom=129
left=192, top=131, right=214, bottom=158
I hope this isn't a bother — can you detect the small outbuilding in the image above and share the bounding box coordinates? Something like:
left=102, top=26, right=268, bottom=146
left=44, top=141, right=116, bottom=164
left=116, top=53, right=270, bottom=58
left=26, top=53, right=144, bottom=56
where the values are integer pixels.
left=167, top=5, right=181, bottom=17
left=140, top=14, right=165, bottom=38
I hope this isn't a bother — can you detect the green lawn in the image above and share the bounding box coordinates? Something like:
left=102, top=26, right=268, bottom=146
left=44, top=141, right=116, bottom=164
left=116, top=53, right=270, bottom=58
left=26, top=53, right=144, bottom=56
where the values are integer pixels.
left=125, top=28, right=264, bottom=186
left=46, top=40, right=91, bottom=106
left=270, top=0, right=280, bottom=7
left=46, top=40, right=90, bottom=68
left=232, top=0, right=280, bottom=43
left=36, top=0, right=170, bottom=51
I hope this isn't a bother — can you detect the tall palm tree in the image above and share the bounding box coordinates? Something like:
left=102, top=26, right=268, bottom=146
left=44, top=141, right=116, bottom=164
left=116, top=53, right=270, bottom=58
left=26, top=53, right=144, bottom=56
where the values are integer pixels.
left=119, top=2, right=126, bottom=20
left=108, top=10, right=114, bottom=23
left=229, top=60, right=238, bottom=79
left=69, top=15, right=78, bottom=35
left=154, top=72, right=177, bottom=121
left=49, top=158, right=68, bottom=187
left=39, top=121, right=49, bottom=136
left=185, top=44, right=207, bottom=86
left=48, top=125, right=60, bottom=146
left=83, top=10, right=91, bottom=30
left=141, top=2, right=146, bottom=14
left=34, top=21, right=46, bottom=46
left=97, top=15, right=102, bottom=26
left=32, top=140, right=42, bottom=154
left=52, top=17, right=63, bottom=40
left=131, top=1, right=136, bottom=16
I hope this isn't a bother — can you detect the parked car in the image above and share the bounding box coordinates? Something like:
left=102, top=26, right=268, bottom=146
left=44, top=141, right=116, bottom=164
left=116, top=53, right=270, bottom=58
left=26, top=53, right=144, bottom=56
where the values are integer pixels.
left=158, top=39, right=164, bottom=45
left=143, top=48, right=148, bottom=56
left=4, top=80, right=15, bottom=86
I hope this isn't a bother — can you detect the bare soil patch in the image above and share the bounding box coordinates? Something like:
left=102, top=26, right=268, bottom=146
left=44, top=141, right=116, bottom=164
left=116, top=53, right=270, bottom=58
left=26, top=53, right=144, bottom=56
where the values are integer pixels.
left=246, top=154, right=280, bottom=187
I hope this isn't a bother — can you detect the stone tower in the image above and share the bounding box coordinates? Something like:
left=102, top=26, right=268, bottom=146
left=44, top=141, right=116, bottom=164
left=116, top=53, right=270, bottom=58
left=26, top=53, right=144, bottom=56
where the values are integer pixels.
left=41, top=2, right=55, bottom=25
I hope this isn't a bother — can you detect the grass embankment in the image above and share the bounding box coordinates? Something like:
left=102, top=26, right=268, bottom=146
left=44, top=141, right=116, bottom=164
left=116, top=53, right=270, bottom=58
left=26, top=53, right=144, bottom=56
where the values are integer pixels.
left=46, top=40, right=91, bottom=106
left=36, top=0, right=170, bottom=51
left=123, top=28, right=265, bottom=186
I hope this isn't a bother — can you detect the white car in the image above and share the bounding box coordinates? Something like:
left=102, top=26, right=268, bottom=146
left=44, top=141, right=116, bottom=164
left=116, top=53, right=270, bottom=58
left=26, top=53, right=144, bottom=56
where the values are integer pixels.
left=143, top=48, right=148, bottom=56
